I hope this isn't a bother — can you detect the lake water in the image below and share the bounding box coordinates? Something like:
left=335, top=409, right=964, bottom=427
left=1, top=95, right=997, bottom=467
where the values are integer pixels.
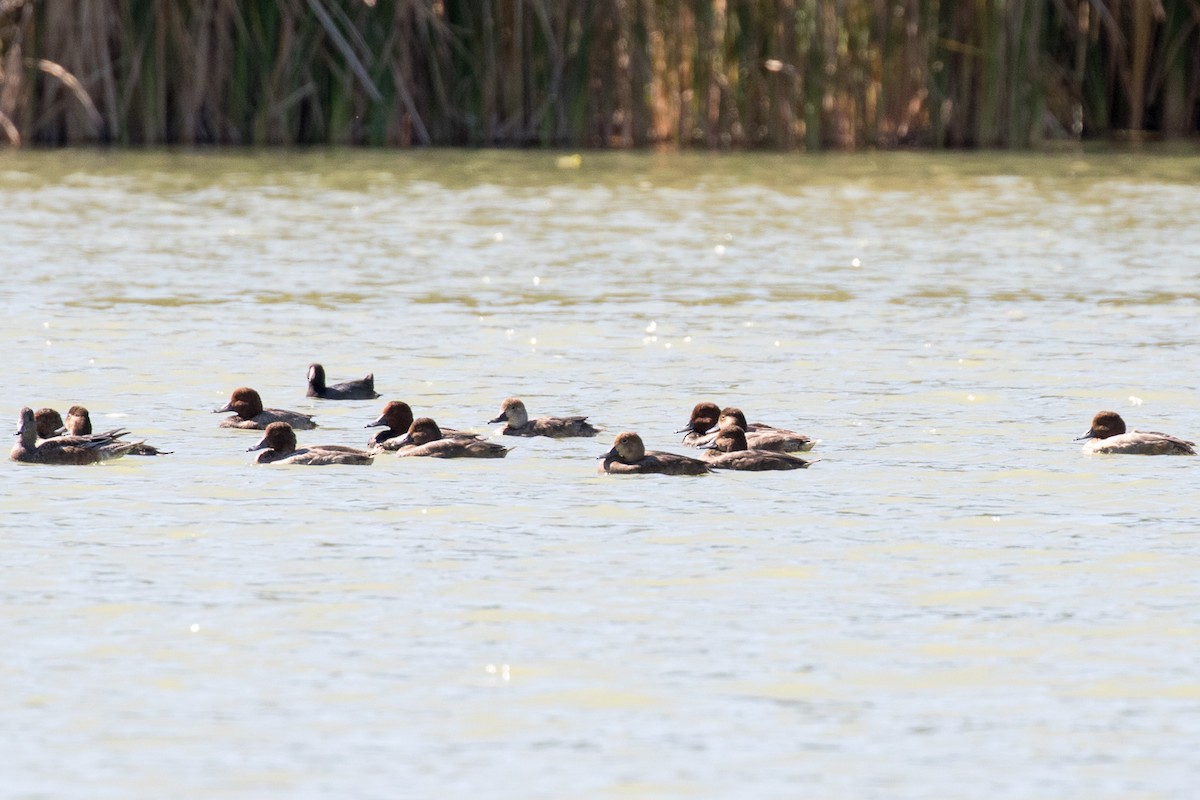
left=2, top=148, right=1199, bottom=799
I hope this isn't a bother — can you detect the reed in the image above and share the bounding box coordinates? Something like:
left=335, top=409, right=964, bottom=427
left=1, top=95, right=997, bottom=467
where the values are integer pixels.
left=0, top=0, right=1197, bottom=149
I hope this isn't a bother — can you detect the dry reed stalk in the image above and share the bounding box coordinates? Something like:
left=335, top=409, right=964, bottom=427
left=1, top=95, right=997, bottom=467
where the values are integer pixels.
left=1, top=0, right=1197, bottom=148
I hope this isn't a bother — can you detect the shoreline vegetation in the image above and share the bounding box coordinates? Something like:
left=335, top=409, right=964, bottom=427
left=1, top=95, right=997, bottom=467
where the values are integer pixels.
left=0, top=0, right=1197, bottom=150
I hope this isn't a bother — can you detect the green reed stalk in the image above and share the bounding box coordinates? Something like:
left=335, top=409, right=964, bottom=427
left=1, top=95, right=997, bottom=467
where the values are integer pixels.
left=0, top=0, right=1197, bottom=149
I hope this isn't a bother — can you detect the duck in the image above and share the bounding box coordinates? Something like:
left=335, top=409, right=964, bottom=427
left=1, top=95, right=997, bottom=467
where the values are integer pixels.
left=34, top=407, right=65, bottom=439
left=11, top=407, right=144, bottom=465
left=390, top=417, right=510, bottom=459
left=365, top=401, right=475, bottom=449
left=700, top=426, right=815, bottom=471
left=676, top=401, right=722, bottom=446
left=697, top=407, right=814, bottom=453
left=63, top=405, right=170, bottom=455
left=489, top=397, right=599, bottom=438
left=248, top=421, right=374, bottom=465
left=1077, top=410, right=1195, bottom=455
left=677, top=402, right=812, bottom=448
left=306, top=363, right=380, bottom=400
left=598, top=431, right=711, bottom=475
left=214, top=387, right=317, bottom=430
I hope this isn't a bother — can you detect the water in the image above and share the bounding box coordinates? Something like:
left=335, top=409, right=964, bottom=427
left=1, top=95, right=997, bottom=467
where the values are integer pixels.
left=2, top=149, right=1199, bottom=799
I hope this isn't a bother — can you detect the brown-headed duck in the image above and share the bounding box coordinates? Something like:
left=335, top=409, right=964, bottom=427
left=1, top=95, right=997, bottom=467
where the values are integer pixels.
left=248, top=421, right=374, bottom=465
left=306, top=363, right=380, bottom=400
left=390, top=417, right=510, bottom=459
left=677, top=402, right=810, bottom=446
left=598, top=431, right=711, bottom=476
left=11, top=407, right=143, bottom=465
left=366, top=400, right=473, bottom=449
left=699, top=407, right=814, bottom=453
left=676, top=401, right=723, bottom=446
left=1077, top=411, right=1195, bottom=455
left=700, top=426, right=815, bottom=471
left=489, top=397, right=599, bottom=438
left=215, top=387, right=317, bottom=430
left=34, top=408, right=65, bottom=439
left=64, top=405, right=170, bottom=456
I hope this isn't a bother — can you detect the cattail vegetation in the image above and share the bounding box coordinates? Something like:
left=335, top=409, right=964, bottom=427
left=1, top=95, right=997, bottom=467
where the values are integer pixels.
left=0, top=0, right=1197, bottom=149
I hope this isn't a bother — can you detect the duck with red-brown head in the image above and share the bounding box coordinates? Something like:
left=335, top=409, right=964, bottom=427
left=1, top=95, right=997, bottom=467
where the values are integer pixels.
left=306, top=364, right=380, bottom=400
left=61, top=405, right=170, bottom=456
left=367, top=401, right=475, bottom=449
left=700, top=426, right=815, bottom=471
left=1077, top=410, right=1195, bottom=455
left=391, top=417, right=509, bottom=459
left=676, top=402, right=722, bottom=446
left=215, top=387, right=316, bottom=430
left=599, top=431, right=711, bottom=476
left=11, top=407, right=143, bottom=465
left=701, top=407, right=814, bottom=453
left=34, top=408, right=65, bottom=439
left=248, top=421, right=373, bottom=465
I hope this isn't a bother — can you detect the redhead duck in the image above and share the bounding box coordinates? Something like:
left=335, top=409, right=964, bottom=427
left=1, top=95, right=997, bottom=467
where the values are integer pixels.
left=676, top=402, right=723, bottom=446
left=598, top=432, right=711, bottom=475
left=489, top=397, right=598, bottom=438
left=63, top=405, right=170, bottom=455
left=391, top=417, right=510, bottom=458
left=11, top=407, right=143, bottom=465
left=700, top=426, right=815, bottom=470
left=677, top=402, right=812, bottom=448
left=1077, top=411, right=1195, bottom=455
left=34, top=408, right=65, bottom=439
left=306, top=364, right=380, bottom=400
left=366, top=401, right=472, bottom=449
left=248, top=422, right=374, bottom=465
left=699, top=407, right=814, bottom=453
left=215, top=387, right=316, bottom=430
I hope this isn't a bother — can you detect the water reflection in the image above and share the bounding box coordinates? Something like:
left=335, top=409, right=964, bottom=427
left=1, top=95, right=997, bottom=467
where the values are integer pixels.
left=1, top=149, right=1199, bottom=798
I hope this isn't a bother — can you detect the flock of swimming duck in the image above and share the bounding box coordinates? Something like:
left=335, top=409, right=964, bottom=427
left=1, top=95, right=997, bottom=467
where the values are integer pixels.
left=10, top=363, right=1198, bottom=472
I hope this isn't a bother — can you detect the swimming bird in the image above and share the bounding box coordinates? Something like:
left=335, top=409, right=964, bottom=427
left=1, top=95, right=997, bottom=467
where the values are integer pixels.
left=63, top=405, right=170, bottom=455
left=700, top=426, right=815, bottom=471
left=215, top=387, right=317, bottom=430
left=489, top=397, right=598, bottom=438
left=598, top=431, right=711, bottom=475
left=11, top=407, right=143, bottom=465
left=306, top=364, right=380, bottom=400
left=366, top=401, right=474, bottom=449
left=701, top=407, right=814, bottom=453
left=391, top=417, right=510, bottom=458
left=34, top=408, right=65, bottom=439
left=676, top=401, right=723, bottom=446
left=1077, top=410, right=1195, bottom=455
left=248, top=422, right=374, bottom=465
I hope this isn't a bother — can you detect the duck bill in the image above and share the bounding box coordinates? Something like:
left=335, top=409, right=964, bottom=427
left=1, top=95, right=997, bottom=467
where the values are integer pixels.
left=1074, top=429, right=1096, bottom=442
left=673, top=423, right=695, bottom=434
left=247, top=436, right=270, bottom=452
left=213, top=403, right=233, bottom=414
left=393, top=433, right=412, bottom=447
left=697, top=440, right=718, bottom=451
left=488, top=414, right=506, bottom=424
left=596, top=447, right=618, bottom=461
left=365, top=416, right=387, bottom=428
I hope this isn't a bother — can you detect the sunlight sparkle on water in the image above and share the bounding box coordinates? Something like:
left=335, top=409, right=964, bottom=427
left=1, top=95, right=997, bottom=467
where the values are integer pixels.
left=485, top=664, right=512, bottom=683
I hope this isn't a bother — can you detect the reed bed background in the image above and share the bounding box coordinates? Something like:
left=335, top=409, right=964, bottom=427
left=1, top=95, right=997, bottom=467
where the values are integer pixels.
left=1, top=0, right=1197, bottom=149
